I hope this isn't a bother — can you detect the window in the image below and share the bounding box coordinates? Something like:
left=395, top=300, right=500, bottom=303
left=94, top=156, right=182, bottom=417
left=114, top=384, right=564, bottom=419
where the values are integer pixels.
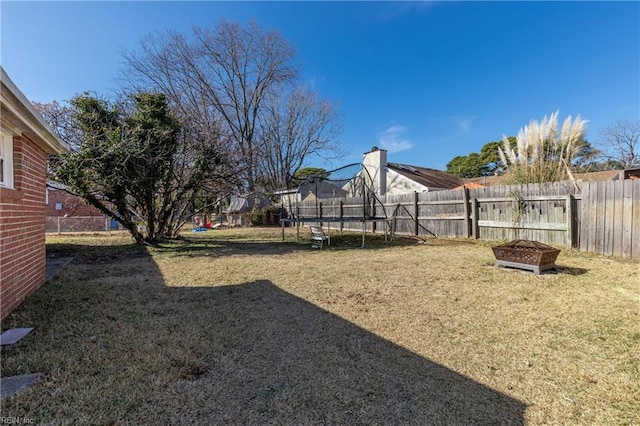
left=0, top=129, right=13, bottom=188
left=0, top=138, right=4, bottom=184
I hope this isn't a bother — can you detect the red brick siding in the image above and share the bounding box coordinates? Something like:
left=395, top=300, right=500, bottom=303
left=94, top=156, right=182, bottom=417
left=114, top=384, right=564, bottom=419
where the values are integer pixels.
left=46, top=188, right=103, bottom=217
left=0, top=135, right=47, bottom=320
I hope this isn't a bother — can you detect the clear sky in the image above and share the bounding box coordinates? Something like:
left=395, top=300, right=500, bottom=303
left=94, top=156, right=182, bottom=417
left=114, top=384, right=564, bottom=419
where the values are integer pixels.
left=1, top=1, right=638, bottom=170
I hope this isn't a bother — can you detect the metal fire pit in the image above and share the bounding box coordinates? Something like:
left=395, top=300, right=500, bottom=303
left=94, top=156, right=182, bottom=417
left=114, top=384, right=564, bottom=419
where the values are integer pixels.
left=492, top=239, right=560, bottom=275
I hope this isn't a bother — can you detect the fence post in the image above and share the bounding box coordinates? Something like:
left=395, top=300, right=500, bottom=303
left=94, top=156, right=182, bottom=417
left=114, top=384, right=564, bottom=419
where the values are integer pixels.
left=413, top=192, right=419, bottom=236
left=57, top=216, right=61, bottom=235
left=372, top=199, right=377, bottom=234
left=296, top=202, right=300, bottom=241
left=340, top=201, right=344, bottom=232
left=566, top=194, right=573, bottom=248
left=105, top=217, right=110, bottom=235
left=471, top=198, right=479, bottom=239
left=462, top=187, right=471, bottom=238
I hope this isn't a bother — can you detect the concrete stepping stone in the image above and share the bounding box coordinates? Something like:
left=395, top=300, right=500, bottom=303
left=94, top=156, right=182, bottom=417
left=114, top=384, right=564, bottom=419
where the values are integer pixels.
left=0, top=373, right=42, bottom=398
left=0, top=328, right=34, bottom=346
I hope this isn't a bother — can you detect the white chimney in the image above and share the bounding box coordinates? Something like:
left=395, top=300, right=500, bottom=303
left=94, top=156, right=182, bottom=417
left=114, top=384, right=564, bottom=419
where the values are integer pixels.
left=362, top=146, right=387, bottom=196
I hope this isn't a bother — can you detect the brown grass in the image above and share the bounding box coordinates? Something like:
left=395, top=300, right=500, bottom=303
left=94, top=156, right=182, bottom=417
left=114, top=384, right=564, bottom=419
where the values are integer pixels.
left=1, top=227, right=638, bottom=424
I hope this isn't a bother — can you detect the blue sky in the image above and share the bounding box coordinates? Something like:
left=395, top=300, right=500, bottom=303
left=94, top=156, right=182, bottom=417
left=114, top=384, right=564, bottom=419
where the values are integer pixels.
left=1, top=1, right=638, bottom=170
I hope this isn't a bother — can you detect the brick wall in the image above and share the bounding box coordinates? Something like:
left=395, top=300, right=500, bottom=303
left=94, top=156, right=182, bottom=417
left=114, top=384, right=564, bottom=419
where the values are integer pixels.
left=46, top=188, right=103, bottom=217
left=0, top=135, right=48, bottom=320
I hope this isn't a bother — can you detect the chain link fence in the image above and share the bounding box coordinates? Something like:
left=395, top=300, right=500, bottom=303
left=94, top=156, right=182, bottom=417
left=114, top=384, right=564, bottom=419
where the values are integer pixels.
left=46, top=216, right=125, bottom=234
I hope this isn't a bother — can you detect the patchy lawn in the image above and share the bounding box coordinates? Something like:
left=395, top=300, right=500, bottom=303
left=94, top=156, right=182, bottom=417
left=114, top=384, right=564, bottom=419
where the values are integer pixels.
left=1, top=227, right=638, bottom=424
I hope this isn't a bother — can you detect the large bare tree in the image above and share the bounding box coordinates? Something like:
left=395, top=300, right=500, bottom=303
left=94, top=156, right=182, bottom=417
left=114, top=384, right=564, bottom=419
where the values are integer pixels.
left=120, top=20, right=343, bottom=194
left=33, top=100, right=84, bottom=150
left=598, top=119, right=640, bottom=169
left=258, top=86, right=344, bottom=189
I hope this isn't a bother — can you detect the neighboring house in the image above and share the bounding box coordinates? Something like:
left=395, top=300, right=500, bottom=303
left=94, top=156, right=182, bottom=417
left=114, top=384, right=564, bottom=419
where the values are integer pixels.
left=462, top=167, right=640, bottom=187
left=274, top=181, right=346, bottom=214
left=1, top=67, right=69, bottom=320
left=46, top=182, right=103, bottom=217
left=574, top=170, right=622, bottom=182
left=273, top=187, right=299, bottom=214
left=45, top=183, right=115, bottom=234
left=225, top=194, right=271, bottom=226
left=358, top=146, right=462, bottom=196
left=300, top=181, right=348, bottom=202
left=452, top=182, right=485, bottom=190
left=616, top=167, right=640, bottom=180
left=462, top=175, right=505, bottom=187
left=276, top=147, right=462, bottom=209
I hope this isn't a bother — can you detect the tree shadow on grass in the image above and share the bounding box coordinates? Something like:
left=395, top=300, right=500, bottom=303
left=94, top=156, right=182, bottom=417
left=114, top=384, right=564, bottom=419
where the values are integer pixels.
left=152, top=233, right=422, bottom=258
left=5, top=242, right=526, bottom=424
left=46, top=241, right=144, bottom=263
left=45, top=236, right=311, bottom=261
left=153, top=279, right=527, bottom=425
left=154, top=238, right=305, bottom=258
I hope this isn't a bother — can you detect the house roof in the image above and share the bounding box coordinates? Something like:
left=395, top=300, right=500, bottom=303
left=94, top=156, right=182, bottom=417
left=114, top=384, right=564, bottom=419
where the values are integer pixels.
left=1, top=66, right=69, bottom=154
left=452, top=182, right=485, bottom=190
left=463, top=170, right=627, bottom=187
left=388, top=163, right=462, bottom=190
left=463, top=175, right=505, bottom=187
left=573, top=170, right=621, bottom=181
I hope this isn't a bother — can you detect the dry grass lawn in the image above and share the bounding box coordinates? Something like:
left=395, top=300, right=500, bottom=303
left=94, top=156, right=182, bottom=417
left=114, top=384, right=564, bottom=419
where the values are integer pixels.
left=1, top=227, right=639, bottom=424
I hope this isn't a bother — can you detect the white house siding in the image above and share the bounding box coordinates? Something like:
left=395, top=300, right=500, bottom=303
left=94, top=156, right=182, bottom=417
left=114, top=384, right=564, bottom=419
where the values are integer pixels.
left=386, top=169, right=429, bottom=195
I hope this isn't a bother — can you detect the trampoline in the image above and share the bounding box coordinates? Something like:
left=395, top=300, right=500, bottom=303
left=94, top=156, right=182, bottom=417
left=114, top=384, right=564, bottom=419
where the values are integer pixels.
left=277, top=163, right=395, bottom=248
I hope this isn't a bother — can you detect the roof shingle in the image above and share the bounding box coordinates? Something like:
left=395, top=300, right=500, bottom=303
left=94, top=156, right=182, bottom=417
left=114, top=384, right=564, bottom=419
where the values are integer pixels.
left=388, top=163, right=462, bottom=190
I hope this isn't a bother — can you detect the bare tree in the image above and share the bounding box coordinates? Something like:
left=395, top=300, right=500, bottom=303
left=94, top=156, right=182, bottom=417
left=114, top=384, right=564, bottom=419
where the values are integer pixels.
left=120, top=20, right=343, bottom=194
left=598, top=119, right=640, bottom=169
left=121, top=21, right=295, bottom=192
left=33, top=100, right=84, bottom=150
left=258, top=87, right=344, bottom=189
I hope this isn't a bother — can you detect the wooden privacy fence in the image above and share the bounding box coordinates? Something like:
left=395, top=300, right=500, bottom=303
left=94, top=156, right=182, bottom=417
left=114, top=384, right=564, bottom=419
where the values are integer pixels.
left=579, top=180, right=640, bottom=259
left=295, top=179, right=640, bottom=260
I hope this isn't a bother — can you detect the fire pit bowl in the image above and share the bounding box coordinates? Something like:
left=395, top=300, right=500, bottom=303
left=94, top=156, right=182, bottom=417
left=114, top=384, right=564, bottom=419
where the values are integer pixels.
left=492, top=239, right=560, bottom=275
